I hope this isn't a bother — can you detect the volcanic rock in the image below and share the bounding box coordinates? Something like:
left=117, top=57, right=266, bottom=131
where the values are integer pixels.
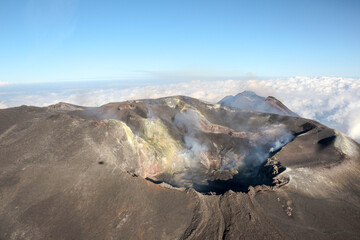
left=218, top=91, right=298, bottom=117
left=0, top=96, right=359, bottom=239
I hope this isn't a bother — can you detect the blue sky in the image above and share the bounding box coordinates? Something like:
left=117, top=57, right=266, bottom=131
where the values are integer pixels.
left=0, top=0, right=359, bottom=83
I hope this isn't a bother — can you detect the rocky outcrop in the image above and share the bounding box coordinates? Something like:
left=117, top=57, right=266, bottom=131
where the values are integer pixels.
left=218, top=91, right=298, bottom=117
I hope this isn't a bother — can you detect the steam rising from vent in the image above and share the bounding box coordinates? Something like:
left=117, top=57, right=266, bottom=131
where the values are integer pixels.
left=184, top=136, right=208, bottom=159
left=270, top=137, right=292, bottom=153
left=145, top=100, right=155, bottom=119
left=158, top=106, right=295, bottom=192
left=104, top=98, right=295, bottom=193
left=242, top=129, right=293, bottom=172
left=173, top=109, right=211, bottom=169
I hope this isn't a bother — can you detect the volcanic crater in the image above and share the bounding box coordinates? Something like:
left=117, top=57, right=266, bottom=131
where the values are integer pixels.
left=1, top=95, right=359, bottom=240
left=73, top=96, right=303, bottom=195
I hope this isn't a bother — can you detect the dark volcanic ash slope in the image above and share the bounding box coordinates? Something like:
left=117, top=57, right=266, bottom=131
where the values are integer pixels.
left=219, top=91, right=299, bottom=117
left=0, top=97, right=360, bottom=240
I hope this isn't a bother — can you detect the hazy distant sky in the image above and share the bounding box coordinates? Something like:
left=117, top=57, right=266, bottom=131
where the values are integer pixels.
left=1, top=0, right=359, bottom=83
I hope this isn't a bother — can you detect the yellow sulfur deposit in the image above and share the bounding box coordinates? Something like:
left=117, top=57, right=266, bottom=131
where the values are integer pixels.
left=142, top=118, right=187, bottom=171
left=115, top=120, right=135, bottom=149
left=111, top=118, right=189, bottom=177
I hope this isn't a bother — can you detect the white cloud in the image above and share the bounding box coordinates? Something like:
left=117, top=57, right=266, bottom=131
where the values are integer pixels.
left=0, top=102, right=7, bottom=109
left=238, top=77, right=360, bottom=142
left=0, top=82, right=9, bottom=87
left=1, top=76, right=359, bottom=142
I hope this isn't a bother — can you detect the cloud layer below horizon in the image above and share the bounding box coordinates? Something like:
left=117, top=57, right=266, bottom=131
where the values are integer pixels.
left=1, top=76, right=359, bottom=142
